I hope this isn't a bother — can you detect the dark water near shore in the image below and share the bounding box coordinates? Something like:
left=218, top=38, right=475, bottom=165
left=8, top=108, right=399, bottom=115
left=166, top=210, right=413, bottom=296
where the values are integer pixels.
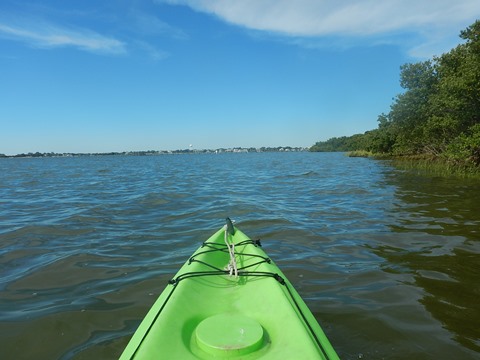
left=0, top=152, right=479, bottom=359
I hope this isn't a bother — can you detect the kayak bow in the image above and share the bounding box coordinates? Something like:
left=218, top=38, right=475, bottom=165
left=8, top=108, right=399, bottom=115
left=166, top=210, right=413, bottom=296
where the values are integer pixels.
left=120, top=219, right=339, bottom=359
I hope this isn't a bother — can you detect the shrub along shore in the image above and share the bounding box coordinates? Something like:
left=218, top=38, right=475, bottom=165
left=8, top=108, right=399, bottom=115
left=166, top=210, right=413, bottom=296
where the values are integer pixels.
left=311, top=20, right=480, bottom=177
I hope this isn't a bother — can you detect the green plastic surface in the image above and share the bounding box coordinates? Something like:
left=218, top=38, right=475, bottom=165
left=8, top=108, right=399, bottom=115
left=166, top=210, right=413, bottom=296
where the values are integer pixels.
left=120, top=224, right=339, bottom=359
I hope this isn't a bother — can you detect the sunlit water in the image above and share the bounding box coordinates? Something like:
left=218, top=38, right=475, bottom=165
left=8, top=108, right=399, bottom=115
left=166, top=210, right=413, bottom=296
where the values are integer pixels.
left=0, top=152, right=479, bottom=359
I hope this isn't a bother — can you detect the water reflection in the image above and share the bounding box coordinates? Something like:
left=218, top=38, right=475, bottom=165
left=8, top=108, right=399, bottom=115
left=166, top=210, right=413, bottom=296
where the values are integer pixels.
left=374, top=166, right=480, bottom=353
left=387, top=171, right=480, bottom=239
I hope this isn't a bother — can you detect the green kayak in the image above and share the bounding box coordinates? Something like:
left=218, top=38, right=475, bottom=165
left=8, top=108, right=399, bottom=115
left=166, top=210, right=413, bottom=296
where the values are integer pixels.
left=120, top=219, right=339, bottom=359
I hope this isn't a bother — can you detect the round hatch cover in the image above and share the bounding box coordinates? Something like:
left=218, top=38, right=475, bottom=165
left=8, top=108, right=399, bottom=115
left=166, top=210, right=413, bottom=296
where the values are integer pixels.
left=195, top=314, right=264, bottom=356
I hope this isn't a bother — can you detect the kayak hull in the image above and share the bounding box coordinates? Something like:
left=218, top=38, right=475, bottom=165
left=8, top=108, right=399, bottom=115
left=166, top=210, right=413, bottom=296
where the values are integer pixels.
left=120, top=223, right=338, bottom=359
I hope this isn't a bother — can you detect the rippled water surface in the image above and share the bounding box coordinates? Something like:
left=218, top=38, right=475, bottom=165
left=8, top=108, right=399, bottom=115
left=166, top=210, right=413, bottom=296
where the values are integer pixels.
left=0, top=152, right=479, bottom=359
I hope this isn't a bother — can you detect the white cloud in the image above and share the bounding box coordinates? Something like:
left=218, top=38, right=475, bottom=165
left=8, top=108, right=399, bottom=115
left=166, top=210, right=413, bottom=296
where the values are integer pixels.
left=161, top=0, right=480, bottom=57
left=0, top=20, right=126, bottom=55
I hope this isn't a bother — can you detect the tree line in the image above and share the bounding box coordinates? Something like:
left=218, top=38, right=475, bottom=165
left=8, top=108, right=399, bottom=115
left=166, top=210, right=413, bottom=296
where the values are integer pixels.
left=311, top=20, right=480, bottom=169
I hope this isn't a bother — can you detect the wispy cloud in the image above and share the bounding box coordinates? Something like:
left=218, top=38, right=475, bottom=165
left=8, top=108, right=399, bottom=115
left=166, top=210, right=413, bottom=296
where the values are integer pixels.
left=125, top=10, right=186, bottom=60
left=161, top=0, right=480, bottom=57
left=135, top=40, right=170, bottom=61
left=130, top=11, right=188, bottom=40
left=0, top=19, right=126, bottom=55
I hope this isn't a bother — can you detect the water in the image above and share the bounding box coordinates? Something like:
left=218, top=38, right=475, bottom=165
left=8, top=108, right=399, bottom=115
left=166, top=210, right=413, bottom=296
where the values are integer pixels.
left=0, top=152, right=479, bottom=359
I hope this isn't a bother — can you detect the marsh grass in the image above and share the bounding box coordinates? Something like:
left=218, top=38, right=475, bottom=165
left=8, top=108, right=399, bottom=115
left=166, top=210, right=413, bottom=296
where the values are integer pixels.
left=346, top=150, right=373, bottom=157
left=346, top=151, right=480, bottom=178
left=391, top=155, right=480, bottom=178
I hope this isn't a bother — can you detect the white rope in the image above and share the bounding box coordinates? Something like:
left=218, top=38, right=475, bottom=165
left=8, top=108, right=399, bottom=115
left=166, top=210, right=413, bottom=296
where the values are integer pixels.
left=224, top=226, right=238, bottom=277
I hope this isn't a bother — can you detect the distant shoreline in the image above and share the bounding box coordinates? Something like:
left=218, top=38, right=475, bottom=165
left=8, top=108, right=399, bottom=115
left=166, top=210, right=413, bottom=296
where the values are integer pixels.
left=0, top=146, right=308, bottom=158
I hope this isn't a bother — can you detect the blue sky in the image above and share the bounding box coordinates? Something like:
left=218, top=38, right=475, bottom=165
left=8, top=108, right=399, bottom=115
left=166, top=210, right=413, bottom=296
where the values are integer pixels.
left=1, top=1, right=479, bottom=154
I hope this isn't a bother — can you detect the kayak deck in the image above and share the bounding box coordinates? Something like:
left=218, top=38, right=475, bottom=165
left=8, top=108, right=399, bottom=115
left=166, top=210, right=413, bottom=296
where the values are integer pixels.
left=120, top=221, right=338, bottom=359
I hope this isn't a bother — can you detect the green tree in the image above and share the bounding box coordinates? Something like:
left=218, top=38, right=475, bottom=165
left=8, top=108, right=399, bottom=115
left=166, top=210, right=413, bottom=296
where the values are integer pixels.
left=390, top=60, right=438, bottom=154
left=311, top=20, right=480, bottom=171
left=422, top=20, right=480, bottom=156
